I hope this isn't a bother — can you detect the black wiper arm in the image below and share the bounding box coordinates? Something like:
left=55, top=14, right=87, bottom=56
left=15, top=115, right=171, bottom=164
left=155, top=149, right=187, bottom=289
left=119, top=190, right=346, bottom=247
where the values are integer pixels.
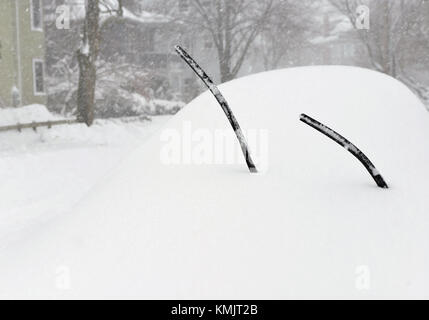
left=175, top=45, right=257, bottom=173
left=300, top=114, right=388, bottom=189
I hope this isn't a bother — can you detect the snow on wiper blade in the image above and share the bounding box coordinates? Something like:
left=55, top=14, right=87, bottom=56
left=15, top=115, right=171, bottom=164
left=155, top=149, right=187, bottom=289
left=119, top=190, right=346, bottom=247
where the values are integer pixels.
left=300, top=114, right=388, bottom=189
left=175, top=45, right=257, bottom=173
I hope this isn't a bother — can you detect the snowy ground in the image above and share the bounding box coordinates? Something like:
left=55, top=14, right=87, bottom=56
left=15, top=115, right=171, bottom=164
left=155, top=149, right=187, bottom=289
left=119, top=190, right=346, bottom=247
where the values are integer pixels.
left=1, top=67, right=429, bottom=299
left=0, top=110, right=171, bottom=249
left=0, top=104, right=63, bottom=126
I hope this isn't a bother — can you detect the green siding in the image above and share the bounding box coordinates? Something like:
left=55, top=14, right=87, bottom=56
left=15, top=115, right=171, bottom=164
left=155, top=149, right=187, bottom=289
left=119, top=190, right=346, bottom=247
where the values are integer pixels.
left=0, top=1, right=16, bottom=107
left=0, top=0, right=46, bottom=108
left=18, top=0, right=46, bottom=106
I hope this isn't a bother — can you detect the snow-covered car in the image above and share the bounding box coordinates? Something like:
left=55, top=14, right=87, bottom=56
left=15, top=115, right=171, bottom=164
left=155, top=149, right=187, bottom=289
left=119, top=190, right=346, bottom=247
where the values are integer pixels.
left=1, top=65, right=428, bottom=299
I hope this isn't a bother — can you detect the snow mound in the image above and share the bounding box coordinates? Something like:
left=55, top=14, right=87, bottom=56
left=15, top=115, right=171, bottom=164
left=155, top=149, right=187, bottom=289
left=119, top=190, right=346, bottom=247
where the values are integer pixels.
left=1, top=66, right=429, bottom=299
left=131, top=94, right=184, bottom=115
left=0, top=115, right=171, bottom=249
left=0, top=105, right=61, bottom=127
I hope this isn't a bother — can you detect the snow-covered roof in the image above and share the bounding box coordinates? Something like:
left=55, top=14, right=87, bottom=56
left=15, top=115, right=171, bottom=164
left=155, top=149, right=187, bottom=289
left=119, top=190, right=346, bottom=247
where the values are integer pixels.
left=310, top=34, right=339, bottom=45
left=1, top=66, right=428, bottom=298
left=45, top=0, right=170, bottom=24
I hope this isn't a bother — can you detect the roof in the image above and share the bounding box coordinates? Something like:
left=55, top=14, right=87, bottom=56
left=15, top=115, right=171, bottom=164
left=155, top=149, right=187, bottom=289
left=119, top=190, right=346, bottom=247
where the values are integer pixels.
left=45, top=0, right=170, bottom=24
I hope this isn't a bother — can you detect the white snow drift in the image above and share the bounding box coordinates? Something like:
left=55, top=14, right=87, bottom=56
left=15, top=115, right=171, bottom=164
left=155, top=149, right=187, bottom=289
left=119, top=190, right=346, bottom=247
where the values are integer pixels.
left=0, top=104, right=62, bottom=127
left=1, top=66, right=428, bottom=299
left=0, top=107, right=171, bottom=249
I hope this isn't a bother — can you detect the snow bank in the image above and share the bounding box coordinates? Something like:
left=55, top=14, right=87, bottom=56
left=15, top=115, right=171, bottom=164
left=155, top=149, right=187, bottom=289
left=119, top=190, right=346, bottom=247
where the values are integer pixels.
left=0, top=103, right=174, bottom=152
left=132, top=94, right=185, bottom=115
left=1, top=66, right=428, bottom=299
left=0, top=117, right=159, bottom=152
left=0, top=105, right=62, bottom=127
left=0, top=115, right=172, bottom=249
left=151, top=99, right=185, bottom=115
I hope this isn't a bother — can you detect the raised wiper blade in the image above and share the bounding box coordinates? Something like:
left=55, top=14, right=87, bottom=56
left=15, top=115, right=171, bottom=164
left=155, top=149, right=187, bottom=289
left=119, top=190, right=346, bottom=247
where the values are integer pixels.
left=300, top=114, right=388, bottom=189
left=175, top=45, right=257, bottom=173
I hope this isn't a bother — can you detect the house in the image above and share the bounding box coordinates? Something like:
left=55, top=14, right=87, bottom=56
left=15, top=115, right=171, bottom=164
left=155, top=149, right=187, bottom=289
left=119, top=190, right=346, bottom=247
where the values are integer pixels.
left=97, top=2, right=204, bottom=102
left=43, top=0, right=198, bottom=105
left=243, top=1, right=370, bottom=73
left=97, top=8, right=199, bottom=101
left=0, top=0, right=46, bottom=108
left=283, top=1, right=370, bottom=68
left=305, top=6, right=369, bottom=68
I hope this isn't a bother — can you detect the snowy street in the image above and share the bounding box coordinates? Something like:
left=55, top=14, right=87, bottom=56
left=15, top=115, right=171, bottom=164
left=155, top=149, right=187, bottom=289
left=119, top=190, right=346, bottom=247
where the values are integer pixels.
left=0, top=114, right=171, bottom=249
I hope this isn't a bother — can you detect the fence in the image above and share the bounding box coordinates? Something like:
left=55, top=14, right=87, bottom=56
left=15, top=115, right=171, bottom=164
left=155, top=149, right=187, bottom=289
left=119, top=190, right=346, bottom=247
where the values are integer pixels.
left=0, top=119, right=78, bottom=133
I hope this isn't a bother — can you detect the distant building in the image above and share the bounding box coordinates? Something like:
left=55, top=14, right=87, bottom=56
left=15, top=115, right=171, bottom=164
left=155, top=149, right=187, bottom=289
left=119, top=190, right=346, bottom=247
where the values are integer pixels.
left=0, top=0, right=46, bottom=108
left=98, top=9, right=199, bottom=101
left=306, top=8, right=369, bottom=68
left=248, top=1, right=370, bottom=71
left=284, top=1, right=370, bottom=68
left=44, top=0, right=198, bottom=103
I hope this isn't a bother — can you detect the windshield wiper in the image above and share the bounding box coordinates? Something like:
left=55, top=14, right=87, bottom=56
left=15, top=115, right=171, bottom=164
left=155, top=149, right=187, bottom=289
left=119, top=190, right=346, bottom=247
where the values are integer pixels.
left=175, top=45, right=258, bottom=173
left=300, top=114, right=388, bottom=189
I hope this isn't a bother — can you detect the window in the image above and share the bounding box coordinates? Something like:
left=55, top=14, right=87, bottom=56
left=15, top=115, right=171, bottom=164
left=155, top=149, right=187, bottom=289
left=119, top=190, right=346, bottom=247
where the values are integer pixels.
left=30, top=0, right=43, bottom=31
left=179, top=0, right=189, bottom=12
left=33, top=59, right=45, bottom=95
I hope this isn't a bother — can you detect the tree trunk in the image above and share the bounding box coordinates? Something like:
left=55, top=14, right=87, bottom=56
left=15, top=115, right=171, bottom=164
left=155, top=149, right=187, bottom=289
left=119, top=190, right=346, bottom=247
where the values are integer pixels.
left=77, top=52, right=97, bottom=125
left=220, top=61, right=234, bottom=83
left=76, top=0, right=100, bottom=126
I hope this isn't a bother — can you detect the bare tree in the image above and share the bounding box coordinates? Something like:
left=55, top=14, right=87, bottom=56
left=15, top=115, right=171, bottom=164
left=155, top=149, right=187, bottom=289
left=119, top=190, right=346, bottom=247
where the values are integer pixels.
left=329, top=0, right=429, bottom=106
left=329, top=0, right=426, bottom=77
left=177, top=0, right=276, bottom=83
left=259, top=0, right=315, bottom=70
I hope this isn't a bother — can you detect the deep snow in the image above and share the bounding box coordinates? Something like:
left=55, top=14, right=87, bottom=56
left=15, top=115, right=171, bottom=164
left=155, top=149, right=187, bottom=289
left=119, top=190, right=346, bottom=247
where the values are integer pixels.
left=1, top=66, right=428, bottom=299
left=0, top=110, right=171, bottom=248
left=0, top=104, right=62, bottom=126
